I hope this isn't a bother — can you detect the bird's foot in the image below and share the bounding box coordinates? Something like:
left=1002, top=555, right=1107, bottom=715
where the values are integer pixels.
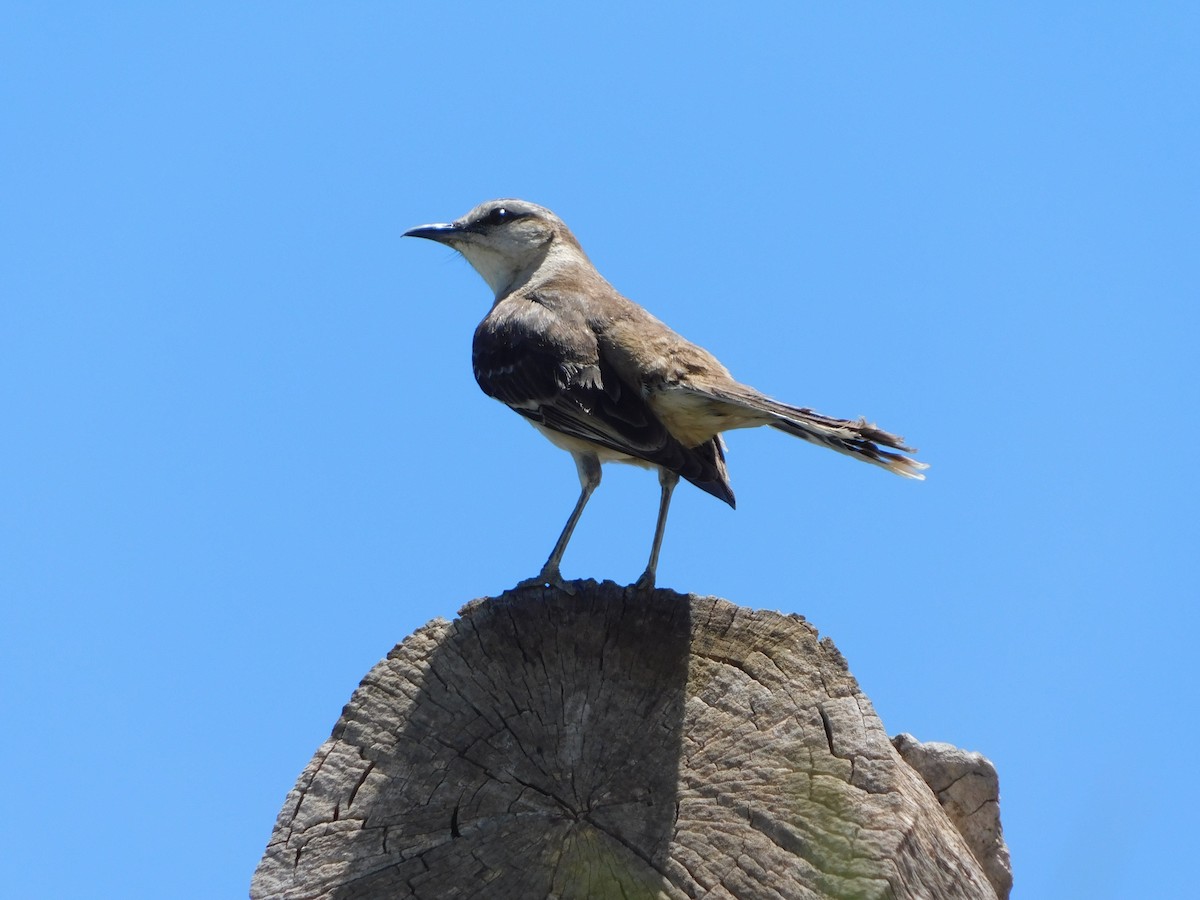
left=633, top=568, right=657, bottom=592
left=514, top=566, right=576, bottom=595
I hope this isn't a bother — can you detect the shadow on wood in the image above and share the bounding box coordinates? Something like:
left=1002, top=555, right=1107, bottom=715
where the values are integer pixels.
left=253, top=582, right=1009, bottom=900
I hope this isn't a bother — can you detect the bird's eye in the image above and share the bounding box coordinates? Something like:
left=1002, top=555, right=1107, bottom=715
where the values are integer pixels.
left=485, top=207, right=510, bottom=226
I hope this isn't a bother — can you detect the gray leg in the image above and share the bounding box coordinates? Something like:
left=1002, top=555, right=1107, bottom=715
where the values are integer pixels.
left=517, top=452, right=602, bottom=593
left=635, top=468, right=680, bottom=591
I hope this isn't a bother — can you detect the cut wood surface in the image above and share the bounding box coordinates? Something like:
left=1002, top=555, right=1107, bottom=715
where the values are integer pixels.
left=253, top=582, right=1009, bottom=900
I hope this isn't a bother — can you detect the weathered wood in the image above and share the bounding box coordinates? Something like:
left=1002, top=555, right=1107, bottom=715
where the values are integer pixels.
left=892, top=734, right=1012, bottom=900
left=253, top=582, right=1008, bottom=900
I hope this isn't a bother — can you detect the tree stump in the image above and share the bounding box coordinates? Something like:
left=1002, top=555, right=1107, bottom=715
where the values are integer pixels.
left=252, top=582, right=1010, bottom=899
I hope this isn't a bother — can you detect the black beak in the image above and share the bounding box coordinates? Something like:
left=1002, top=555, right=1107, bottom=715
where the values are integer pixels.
left=403, top=222, right=463, bottom=244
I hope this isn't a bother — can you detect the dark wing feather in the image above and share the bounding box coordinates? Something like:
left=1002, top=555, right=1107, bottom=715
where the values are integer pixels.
left=473, top=295, right=734, bottom=505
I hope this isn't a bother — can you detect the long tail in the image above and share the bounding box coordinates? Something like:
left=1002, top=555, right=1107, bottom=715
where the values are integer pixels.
left=701, top=386, right=928, bottom=479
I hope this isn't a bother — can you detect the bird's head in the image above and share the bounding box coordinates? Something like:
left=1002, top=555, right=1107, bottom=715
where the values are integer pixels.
left=404, top=199, right=584, bottom=297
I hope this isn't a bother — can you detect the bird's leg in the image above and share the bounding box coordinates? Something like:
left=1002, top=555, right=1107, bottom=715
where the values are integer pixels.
left=635, top=468, right=680, bottom=591
left=516, top=452, right=602, bottom=594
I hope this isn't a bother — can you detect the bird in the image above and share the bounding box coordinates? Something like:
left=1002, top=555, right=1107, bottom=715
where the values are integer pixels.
left=404, top=199, right=926, bottom=591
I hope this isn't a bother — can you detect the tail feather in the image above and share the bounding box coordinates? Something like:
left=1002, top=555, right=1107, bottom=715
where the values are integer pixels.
left=706, top=387, right=928, bottom=479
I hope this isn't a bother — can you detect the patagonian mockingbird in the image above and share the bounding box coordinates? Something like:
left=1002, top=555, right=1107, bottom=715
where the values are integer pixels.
left=404, top=199, right=926, bottom=591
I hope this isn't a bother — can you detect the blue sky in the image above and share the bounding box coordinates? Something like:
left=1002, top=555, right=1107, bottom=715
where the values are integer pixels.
left=2, top=4, right=1196, bottom=897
